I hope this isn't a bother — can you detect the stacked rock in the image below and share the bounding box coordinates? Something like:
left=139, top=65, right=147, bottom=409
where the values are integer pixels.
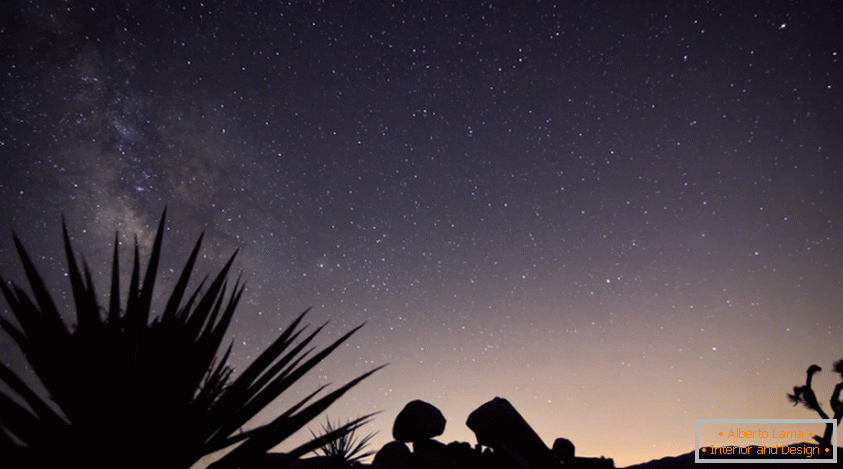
left=392, top=399, right=446, bottom=443
left=466, top=397, right=562, bottom=469
left=552, top=438, right=575, bottom=465
left=372, top=397, right=604, bottom=469
left=373, top=399, right=448, bottom=469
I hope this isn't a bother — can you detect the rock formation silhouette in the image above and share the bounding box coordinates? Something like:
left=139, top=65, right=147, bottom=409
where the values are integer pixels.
left=552, top=438, right=575, bottom=465
left=372, top=440, right=412, bottom=469
left=392, top=399, right=447, bottom=443
left=369, top=397, right=612, bottom=469
left=467, top=397, right=561, bottom=468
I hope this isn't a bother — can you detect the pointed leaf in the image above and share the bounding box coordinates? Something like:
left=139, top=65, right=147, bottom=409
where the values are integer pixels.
left=62, top=219, right=99, bottom=333
left=162, top=232, right=203, bottom=324
left=0, top=361, right=66, bottom=427
left=240, top=323, right=367, bottom=420
left=136, top=210, right=167, bottom=327
left=0, top=389, right=46, bottom=447
left=108, top=232, right=121, bottom=323
left=12, top=234, right=68, bottom=339
left=296, top=414, right=377, bottom=461
left=211, top=365, right=383, bottom=468
left=125, top=237, right=141, bottom=328
left=186, top=251, right=238, bottom=337
left=227, top=309, right=311, bottom=394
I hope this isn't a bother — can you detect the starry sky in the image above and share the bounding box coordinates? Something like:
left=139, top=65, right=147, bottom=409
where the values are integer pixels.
left=1, top=1, right=842, bottom=467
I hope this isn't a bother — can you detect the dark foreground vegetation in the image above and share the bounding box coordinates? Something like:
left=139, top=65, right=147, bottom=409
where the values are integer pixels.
left=0, top=212, right=382, bottom=469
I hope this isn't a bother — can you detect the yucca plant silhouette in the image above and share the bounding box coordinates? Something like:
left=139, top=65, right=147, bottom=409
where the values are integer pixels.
left=787, top=360, right=843, bottom=448
left=309, top=415, right=378, bottom=467
left=0, top=211, right=383, bottom=469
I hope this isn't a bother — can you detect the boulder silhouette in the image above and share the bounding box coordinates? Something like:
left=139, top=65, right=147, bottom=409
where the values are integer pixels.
left=553, top=437, right=575, bottom=463
left=411, top=439, right=449, bottom=469
left=372, top=440, right=412, bottom=469
left=466, top=397, right=559, bottom=468
left=392, top=400, right=446, bottom=442
left=445, top=441, right=477, bottom=468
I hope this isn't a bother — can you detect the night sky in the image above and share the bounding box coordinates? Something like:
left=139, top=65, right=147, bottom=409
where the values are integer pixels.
left=1, top=1, right=842, bottom=467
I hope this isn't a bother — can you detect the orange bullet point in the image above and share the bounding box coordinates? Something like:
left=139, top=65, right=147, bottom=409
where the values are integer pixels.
left=702, top=448, right=707, bottom=452
left=719, top=432, right=723, bottom=436
left=825, top=448, right=830, bottom=453
left=809, top=432, right=813, bottom=436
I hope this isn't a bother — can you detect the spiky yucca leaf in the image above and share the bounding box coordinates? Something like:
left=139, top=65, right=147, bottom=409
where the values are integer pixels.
left=0, top=212, right=381, bottom=469
left=310, top=415, right=378, bottom=465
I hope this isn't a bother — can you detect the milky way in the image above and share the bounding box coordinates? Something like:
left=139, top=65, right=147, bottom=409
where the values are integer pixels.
left=1, top=2, right=841, bottom=466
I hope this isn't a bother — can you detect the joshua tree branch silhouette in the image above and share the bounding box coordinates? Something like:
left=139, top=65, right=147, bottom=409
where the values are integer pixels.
left=0, top=211, right=383, bottom=469
left=787, top=361, right=843, bottom=447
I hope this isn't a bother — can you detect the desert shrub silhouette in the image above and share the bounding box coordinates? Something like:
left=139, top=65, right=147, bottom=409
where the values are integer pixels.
left=309, top=415, right=378, bottom=466
left=787, top=360, right=843, bottom=447
left=0, top=211, right=382, bottom=469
